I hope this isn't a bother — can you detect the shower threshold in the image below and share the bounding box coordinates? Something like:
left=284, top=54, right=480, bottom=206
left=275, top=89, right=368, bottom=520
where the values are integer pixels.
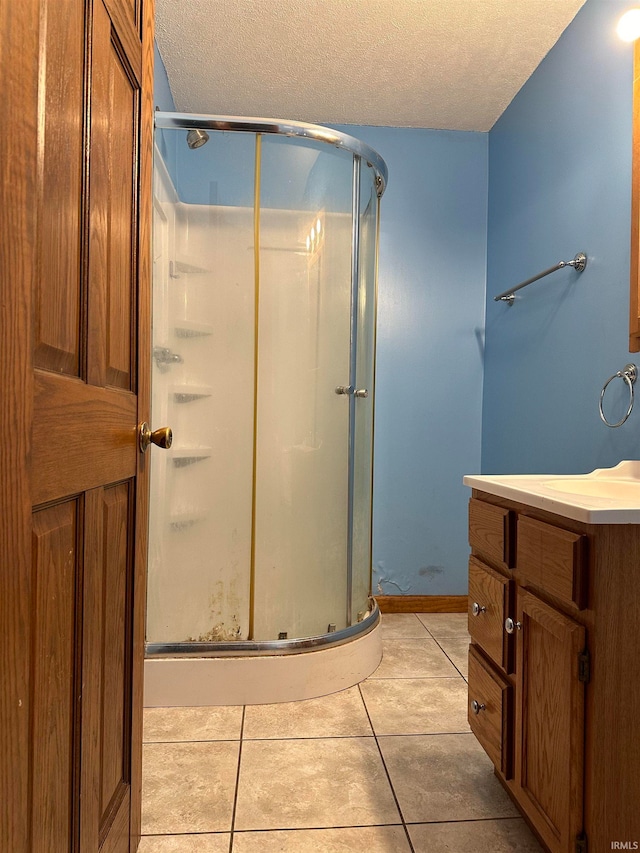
left=143, top=603, right=382, bottom=706
left=145, top=600, right=380, bottom=658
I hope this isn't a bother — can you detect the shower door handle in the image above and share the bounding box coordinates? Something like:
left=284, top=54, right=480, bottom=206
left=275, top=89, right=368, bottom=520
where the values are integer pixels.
left=139, top=422, right=173, bottom=453
left=335, top=385, right=354, bottom=396
left=354, top=389, right=369, bottom=398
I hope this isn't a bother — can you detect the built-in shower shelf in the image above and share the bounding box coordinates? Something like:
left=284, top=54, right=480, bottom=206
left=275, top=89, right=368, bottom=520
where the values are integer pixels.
left=172, top=384, right=213, bottom=403
left=172, top=448, right=212, bottom=468
left=170, top=258, right=210, bottom=277
left=168, top=511, right=207, bottom=532
left=174, top=320, right=214, bottom=338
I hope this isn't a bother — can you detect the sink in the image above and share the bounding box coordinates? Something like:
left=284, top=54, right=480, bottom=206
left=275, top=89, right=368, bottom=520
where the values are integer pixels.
left=545, top=479, right=640, bottom=500
left=463, top=460, right=640, bottom=524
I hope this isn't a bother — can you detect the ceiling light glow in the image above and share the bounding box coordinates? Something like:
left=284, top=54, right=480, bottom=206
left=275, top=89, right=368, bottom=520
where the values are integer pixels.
left=617, top=8, right=640, bottom=42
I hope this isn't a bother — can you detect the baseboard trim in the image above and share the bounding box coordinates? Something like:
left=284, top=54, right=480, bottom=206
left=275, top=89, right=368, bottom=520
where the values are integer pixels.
left=376, top=595, right=467, bottom=614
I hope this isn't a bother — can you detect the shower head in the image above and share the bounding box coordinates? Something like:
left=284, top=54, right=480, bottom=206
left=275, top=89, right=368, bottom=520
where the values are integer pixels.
left=186, top=128, right=210, bottom=149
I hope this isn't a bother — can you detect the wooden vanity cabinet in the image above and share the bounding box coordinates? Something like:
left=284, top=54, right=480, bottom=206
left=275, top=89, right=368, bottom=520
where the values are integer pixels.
left=468, top=491, right=640, bottom=853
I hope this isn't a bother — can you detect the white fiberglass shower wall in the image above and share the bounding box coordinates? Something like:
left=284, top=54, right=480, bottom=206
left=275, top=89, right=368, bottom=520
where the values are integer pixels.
left=147, top=115, right=385, bottom=652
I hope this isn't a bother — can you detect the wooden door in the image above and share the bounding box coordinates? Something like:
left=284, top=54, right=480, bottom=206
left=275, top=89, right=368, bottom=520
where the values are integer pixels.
left=0, top=0, right=154, bottom=850
left=514, top=589, right=586, bottom=853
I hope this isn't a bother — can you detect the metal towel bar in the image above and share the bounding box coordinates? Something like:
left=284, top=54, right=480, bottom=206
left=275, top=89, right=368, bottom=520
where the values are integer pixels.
left=494, top=252, right=587, bottom=306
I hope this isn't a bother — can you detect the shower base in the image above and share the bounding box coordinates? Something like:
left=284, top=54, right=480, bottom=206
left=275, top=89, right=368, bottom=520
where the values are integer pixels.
left=144, top=609, right=382, bottom=706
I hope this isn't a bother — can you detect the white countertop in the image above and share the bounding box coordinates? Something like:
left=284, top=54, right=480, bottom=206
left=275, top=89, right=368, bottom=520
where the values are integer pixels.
left=463, top=460, right=640, bottom=524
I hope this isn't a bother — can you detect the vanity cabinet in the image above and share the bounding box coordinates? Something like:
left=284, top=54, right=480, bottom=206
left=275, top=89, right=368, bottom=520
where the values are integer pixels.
left=467, top=491, right=640, bottom=853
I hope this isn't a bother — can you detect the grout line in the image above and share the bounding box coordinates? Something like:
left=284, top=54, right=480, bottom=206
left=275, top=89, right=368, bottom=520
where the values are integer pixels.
left=404, top=815, right=527, bottom=826
left=143, top=737, right=243, bottom=745
left=228, top=706, right=246, bottom=853
left=140, top=815, right=527, bottom=839
left=431, top=636, right=469, bottom=681
left=241, top=733, right=375, bottom=742
left=373, top=731, right=473, bottom=739
left=357, top=683, right=416, bottom=853
left=363, top=674, right=465, bottom=681
left=141, top=830, right=230, bottom=838
left=231, top=822, right=407, bottom=834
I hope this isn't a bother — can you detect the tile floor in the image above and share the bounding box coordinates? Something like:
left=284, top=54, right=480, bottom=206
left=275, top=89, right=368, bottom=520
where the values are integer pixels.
left=140, top=613, right=543, bottom=852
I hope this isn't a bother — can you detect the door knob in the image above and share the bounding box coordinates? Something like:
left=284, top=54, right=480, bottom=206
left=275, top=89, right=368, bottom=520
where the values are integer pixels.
left=354, top=389, right=369, bottom=398
left=471, top=699, right=486, bottom=715
left=335, top=385, right=354, bottom=396
left=471, top=602, right=486, bottom=616
left=139, top=422, right=173, bottom=453
left=505, top=617, right=522, bottom=634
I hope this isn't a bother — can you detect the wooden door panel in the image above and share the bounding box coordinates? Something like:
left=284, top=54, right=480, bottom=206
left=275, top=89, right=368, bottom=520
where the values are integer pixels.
left=31, top=372, right=137, bottom=506
left=100, top=482, right=133, bottom=823
left=1, top=1, right=41, bottom=847
left=1, top=0, right=153, bottom=849
left=101, top=796, right=131, bottom=853
left=104, top=0, right=143, bottom=66
left=89, top=0, right=139, bottom=392
left=107, top=46, right=136, bottom=391
left=35, top=0, right=86, bottom=377
left=31, top=501, right=81, bottom=852
left=515, top=589, right=586, bottom=853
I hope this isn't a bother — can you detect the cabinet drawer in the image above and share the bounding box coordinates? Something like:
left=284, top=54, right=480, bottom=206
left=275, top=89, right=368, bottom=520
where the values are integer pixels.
left=517, top=516, right=587, bottom=609
left=468, top=556, right=512, bottom=672
left=468, top=645, right=512, bottom=779
left=469, top=498, right=513, bottom=568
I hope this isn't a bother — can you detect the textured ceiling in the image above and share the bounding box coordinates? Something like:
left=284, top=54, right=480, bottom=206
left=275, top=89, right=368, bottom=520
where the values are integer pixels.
left=155, top=0, right=587, bottom=131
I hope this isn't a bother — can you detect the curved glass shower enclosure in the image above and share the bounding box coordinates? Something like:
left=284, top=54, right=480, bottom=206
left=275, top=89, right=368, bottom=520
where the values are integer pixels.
left=147, top=113, right=386, bottom=655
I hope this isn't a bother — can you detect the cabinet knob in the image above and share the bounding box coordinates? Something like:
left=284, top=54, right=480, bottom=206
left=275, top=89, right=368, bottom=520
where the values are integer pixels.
left=471, top=699, right=486, bottom=715
left=505, top=617, right=522, bottom=634
left=471, top=602, right=487, bottom=616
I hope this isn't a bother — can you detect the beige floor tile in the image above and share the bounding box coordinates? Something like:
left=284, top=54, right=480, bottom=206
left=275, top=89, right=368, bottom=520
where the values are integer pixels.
left=234, top=737, right=400, bottom=830
left=360, top=678, right=470, bottom=735
left=369, top=639, right=460, bottom=679
left=409, top=818, right=544, bottom=852
left=416, top=612, right=469, bottom=638
left=243, top=686, right=372, bottom=739
left=436, top=637, right=470, bottom=678
left=232, top=826, right=411, bottom=852
left=378, top=734, right=519, bottom=823
left=380, top=613, right=430, bottom=639
left=142, top=741, right=239, bottom=834
left=138, top=835, right=230, bottom=852
left=143, top=705, right=243, bottom=743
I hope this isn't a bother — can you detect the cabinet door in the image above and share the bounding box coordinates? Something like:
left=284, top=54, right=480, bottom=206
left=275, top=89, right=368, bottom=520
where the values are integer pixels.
left=468, top=556, right=513, bottom=672
left=514, top=589, right=586, bottom=853
left=468, top=645, right=513, bottom=778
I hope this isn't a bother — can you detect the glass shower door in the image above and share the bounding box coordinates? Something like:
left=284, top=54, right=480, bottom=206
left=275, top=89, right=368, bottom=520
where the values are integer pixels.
left=351, top=165, right=379, bottom=622
left=147, top=130, right=257, bottom=645
left=252, top=135, right=355, bottom=640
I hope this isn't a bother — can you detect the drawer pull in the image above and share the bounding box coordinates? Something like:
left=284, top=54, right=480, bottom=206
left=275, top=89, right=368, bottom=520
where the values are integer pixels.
left=471, top=699, right=486, bottom=715
left=471, top=601, right=487, bottom=616
left=505, top=617, right=522, bottom=634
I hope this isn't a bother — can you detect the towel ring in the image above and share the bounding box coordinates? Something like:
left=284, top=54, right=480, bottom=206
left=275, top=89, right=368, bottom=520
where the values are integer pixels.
left=599, top=363, right=637, bottom=428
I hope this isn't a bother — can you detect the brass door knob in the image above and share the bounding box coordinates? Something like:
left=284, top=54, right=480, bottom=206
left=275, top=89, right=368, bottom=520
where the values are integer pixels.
left=139, top=422, right=173, bottom=453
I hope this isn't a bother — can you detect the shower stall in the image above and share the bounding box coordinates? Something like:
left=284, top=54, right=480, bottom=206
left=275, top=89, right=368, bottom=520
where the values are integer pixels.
left=145, top=113, right=387, bottom=705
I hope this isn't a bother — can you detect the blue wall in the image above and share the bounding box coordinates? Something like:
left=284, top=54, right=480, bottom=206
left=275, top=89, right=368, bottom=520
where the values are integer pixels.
left=335, top=127, right=488, bottom=596
left=154, top=0, right=639, bottom=599
left=483, top=0, right=640, bottom=475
